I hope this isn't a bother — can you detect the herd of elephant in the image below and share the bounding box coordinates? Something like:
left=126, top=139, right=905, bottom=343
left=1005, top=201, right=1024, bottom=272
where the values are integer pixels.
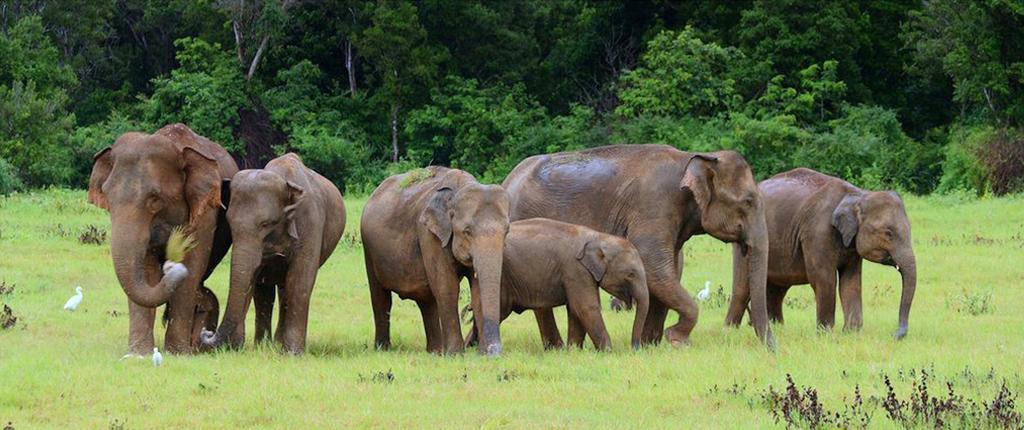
left=87, top=123, right=916, bottom=356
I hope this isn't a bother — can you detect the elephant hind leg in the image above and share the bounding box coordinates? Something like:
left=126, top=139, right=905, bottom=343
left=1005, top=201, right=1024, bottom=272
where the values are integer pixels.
left=366, top=259, right=393, bottom=350
left=417, top=300, right=443, bottom=354
left=533, top=309, right=564, bottom=349
left=767, top=284, right=789, bottom=324
left=253, top=282, right=275, bottom=343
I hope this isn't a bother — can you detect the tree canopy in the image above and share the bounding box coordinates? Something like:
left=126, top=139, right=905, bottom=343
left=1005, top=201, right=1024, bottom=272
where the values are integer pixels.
left=0, top=0, right=1021, bottom=196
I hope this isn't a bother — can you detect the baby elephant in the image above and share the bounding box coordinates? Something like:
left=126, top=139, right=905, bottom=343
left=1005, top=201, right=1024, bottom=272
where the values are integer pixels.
left=467, top=218, right=650, bottom=350
left=201, top=153, right=345, bottom=354
left=726, top=168, right=916, bottom=339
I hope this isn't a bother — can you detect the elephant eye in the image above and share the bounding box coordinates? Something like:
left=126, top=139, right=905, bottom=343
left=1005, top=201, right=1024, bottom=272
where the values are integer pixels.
left=260, top=220, right=275, bottom=228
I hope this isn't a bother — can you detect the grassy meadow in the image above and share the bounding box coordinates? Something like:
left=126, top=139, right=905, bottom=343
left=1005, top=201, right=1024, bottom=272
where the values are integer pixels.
left=0, top=189, right=1022, bottom=428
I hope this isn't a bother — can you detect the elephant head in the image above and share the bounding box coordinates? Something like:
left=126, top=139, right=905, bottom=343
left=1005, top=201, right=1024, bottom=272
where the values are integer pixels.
left=577, top=239, right=650, bottom=349
left=832, top=191, right=916, bottom=340
left=88, top=133, right=224, bottom=307
left=202, top=169, right=303, bottom=350
left=421, top=183, right=509, bottom=356
left=682, top=151, right=774, bottom=348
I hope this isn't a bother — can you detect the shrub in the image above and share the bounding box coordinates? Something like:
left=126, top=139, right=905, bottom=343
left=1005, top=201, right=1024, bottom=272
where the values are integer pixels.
left=284, top=123, right=379, bottom=193
left=938, top=126, right=992, bottom=195
left=976, top=128, right=1024, bottom=195
left=67, top=113, right=150, bottom=188
left=610, top=115, right=726, bottom=153
left=616, top=27, right=742, bottom=118
left=140, top=38, right=249, bottom=153
left=723, top=113, right=811, bottom=179
left=0, top=157, right=23, bottom=196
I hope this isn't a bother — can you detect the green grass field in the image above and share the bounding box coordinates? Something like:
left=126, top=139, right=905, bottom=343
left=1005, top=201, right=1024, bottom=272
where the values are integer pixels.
left=1, top=189, right=1022, bottom=428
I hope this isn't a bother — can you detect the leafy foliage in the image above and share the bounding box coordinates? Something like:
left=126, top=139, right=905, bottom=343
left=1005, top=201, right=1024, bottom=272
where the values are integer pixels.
left=0, top=0, right=1020, bottom=195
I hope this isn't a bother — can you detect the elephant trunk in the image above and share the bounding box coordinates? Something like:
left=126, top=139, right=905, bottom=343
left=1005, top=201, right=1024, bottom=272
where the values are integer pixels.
left=472, top=240, right=504, bottom=356
left=746, top=215, right=776, bottom=351
left=894, top=253, right=917, bottom=340
left=629, top=276, right=650, bottom=350
left=110, top=211, right=186, bottom=308
left=202, top=239, right=261, bottom=350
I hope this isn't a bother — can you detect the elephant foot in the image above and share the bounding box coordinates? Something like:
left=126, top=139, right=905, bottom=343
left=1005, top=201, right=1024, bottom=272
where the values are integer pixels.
left=664, top=330, right=690, bottom=347
left=893, top=326, right=908, bottom=340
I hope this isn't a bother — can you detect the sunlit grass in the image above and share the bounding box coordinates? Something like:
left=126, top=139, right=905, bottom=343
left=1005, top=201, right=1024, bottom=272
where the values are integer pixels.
left=0, top=189, right=1022, bottom=428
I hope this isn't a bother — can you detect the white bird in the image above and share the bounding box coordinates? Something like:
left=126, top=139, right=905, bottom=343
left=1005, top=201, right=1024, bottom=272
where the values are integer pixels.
left=63, top=286, right=83, bottom=311
left=152, top=347, right=163, bottom=367
left=697, top=281, right=711, bottom=302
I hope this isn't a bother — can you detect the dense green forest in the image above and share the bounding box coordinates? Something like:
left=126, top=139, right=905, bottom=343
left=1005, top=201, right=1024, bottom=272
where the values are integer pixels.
left=1, top=0, right=1022, bottom=195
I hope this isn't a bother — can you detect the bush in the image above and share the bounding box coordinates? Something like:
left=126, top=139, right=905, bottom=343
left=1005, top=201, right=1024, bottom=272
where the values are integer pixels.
left=938, top=126, right=992, bottom=195
left=611, top=115, right=726, bottom=153
left=140, top=38, right=249, bottom=153
left=616, top=27, right=742, bottom=118
left=794, top=105, right=942, bottom=193
left=284, top=124, right=380, bottom=194
left=0, top=157, right=23, bottom=196
left=67, top=113, right=150, bottom=188
left=723, top=113, right=811, bottom=179
left=976, top=128, right=1024, bottom=195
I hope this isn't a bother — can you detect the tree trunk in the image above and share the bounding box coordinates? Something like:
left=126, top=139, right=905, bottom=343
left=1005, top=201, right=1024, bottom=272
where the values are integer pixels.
left=246, top=35, right=269, bottom=81
left=345, top=39, right=357, bottom=96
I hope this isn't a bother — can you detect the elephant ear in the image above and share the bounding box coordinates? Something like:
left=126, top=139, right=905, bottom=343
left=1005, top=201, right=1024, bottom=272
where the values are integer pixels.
left=283, top=181, right=305, bottom=240
left=182, top=147, right=223, bottom=225
left=576, top=240, right=607, bottom=283
left=87, top=147, right=113, bottom=210
left=831, top=194, right=863, bottom=248
left=680, top=154, right=719, bottom=214
left=419, top=187, right=455, bottom=247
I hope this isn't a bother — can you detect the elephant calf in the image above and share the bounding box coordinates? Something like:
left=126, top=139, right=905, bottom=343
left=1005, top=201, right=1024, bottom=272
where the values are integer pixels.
left=201, top=153, right=345, bottom=354
left=466, top=218, right=650, bottom=351
left=727, top=168, right=917, bottom=339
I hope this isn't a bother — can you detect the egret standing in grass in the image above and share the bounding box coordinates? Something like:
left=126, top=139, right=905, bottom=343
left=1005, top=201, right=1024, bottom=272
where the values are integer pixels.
left=152, top=347, right=163, bottom=367
left=63, top=286, right=83, bottom=311
left=697, top=281, right=711, bottom=302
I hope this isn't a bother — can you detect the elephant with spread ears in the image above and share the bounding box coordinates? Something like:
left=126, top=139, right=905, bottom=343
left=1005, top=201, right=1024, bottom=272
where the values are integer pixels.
left=361, top=167, right=509, bottom=356
left=200, top=153, right=345, bottom=354
left=727, top=168, right=917, bottom=339
left=88, top=123, right=238, bottom=354
left=503, top=144, right=776, bottom=349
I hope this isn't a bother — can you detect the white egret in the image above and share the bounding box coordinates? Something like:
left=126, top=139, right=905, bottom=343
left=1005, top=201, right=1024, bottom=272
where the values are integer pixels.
left=152, top=347, right=163, bottom=367
left=696, top=281, right=711, bottom=302
left=63, top=286, right=83, bottom=311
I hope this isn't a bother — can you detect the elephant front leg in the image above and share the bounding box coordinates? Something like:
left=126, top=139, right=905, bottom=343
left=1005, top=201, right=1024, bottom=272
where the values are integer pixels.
left=807, top=268, right=838, bottom=331
left=429, top=278, right=464, bottom=354
left=568, top=295, right=611, bottom=351
left=725, top=243, right=749, bottom=326
left=279, top=262, right=319, bottom=354
left=838, top=259, right=863, bottom=332
left=421, top=258, right=464, bottom=354
left=127, top=300, right=156, bottom=355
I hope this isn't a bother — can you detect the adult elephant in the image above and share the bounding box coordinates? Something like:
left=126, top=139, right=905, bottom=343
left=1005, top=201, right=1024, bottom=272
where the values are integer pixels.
left=503, top=144, right=775, bottom=349
left=361, top=167, right=508, bottom=356
left=201, top=153, right=345, bottom=354
left=726, top=168, right=917, bottom=339
left=88, top=123, right=238, bottom=354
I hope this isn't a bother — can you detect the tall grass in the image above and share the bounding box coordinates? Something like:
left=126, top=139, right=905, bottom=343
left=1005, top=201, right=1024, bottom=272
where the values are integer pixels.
left=0, top=189, right=1022, bottom=428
